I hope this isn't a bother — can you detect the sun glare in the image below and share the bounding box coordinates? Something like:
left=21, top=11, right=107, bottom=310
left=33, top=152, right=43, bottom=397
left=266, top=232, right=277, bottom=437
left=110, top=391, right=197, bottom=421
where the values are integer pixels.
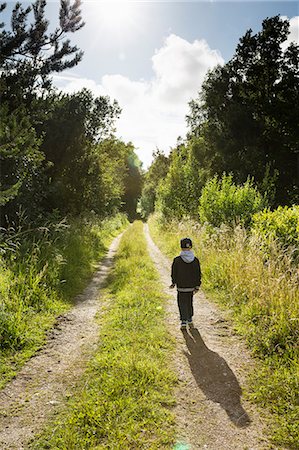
left=92, top=1, right=142, bottom=38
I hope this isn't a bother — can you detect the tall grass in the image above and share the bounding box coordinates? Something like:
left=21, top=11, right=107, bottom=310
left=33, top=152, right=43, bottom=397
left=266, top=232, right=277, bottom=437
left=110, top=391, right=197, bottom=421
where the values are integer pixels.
left=0, top=214, right=128, bottom=388
left=149, top=214, right=299, bottom=449
left=32, top=221, right=176, bottom=449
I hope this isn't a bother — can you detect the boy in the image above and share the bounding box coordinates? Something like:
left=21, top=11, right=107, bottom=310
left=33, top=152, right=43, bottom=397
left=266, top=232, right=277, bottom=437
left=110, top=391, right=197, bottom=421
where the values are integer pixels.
left=170, top=237, right=201, bottom=330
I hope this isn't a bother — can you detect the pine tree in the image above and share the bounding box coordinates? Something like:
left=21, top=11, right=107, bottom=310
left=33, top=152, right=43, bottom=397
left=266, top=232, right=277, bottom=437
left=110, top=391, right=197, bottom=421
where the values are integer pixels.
left=0, top=0, right=84, bottom=217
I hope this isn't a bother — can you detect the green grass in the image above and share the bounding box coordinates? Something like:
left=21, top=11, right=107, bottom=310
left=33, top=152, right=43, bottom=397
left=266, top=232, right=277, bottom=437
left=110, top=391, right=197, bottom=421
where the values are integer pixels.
left=31, top=221, right=176, bottom=449
left=149, top=214, right=299, bottom=450
left=0, top=214, right=128, bottom=388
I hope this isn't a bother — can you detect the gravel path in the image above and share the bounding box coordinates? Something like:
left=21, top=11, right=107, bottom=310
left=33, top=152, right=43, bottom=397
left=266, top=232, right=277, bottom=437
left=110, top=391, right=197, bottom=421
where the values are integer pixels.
left=144, top=223, right=270, bottom=450
left=0, top=232, right=123, bottom=450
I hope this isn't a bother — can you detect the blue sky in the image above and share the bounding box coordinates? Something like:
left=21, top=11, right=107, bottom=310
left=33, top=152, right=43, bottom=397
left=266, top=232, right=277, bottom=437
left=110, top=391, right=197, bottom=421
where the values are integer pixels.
left=2, top=1, right=299, bottom=166
left=70, top=1, right=299, bottom=80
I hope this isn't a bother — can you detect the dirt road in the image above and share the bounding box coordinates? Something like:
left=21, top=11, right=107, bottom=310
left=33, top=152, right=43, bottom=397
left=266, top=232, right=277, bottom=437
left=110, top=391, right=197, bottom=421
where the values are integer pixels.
left=0, top=225, right=270, bottom=450
left=144, top=224, right=270, bottom=450
left=0, top=232, right=123, bottom=450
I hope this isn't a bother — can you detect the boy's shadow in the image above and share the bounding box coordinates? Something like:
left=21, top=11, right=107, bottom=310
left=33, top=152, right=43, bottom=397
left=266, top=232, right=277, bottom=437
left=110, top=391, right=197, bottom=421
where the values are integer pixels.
left=182, top=328, right=251, bottom=427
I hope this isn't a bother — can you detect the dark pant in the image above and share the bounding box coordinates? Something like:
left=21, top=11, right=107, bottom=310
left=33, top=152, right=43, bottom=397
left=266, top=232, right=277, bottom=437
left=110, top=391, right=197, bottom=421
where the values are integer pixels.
left=177, top=291, right=194, bottom=322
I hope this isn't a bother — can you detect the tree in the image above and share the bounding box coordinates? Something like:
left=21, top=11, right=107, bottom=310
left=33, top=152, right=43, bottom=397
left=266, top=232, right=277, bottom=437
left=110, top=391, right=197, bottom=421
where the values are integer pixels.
left=0, top=0, right=85, bottom=222
left=187, top=16, right=299, bottom=205
left=92, top=139, right=134, bottom=215
left=0, top=103, right=44, bottom=217
left=199, top=174, right=267, bottom=228
left=156, top=139, right=208, bottom=220
left=139, top=150, right=170, bottom=218
left=37, top=89, right=121, bottom=216
left=121, top=146, right=143, bottom=221
left=0, top=0, right=84, bottom=102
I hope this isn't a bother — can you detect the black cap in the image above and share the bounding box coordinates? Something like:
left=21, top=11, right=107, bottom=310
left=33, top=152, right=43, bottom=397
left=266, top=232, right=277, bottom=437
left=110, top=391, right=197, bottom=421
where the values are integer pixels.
left=180, top=237, right=192, bottom=249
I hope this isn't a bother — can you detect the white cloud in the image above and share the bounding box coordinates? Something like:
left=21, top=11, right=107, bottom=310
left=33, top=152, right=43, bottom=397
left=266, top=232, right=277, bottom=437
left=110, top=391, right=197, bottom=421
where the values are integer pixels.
left=54, top=75, right=105, bottom=97
left=53, top=34, right=224, bottom=168
left=281, top=16, right=299, bottom=51
left=287, top=16, right=299, bottom=46
left=152, top=34, right=223, bottom=107
left=102, top=75, right=149, bottom=105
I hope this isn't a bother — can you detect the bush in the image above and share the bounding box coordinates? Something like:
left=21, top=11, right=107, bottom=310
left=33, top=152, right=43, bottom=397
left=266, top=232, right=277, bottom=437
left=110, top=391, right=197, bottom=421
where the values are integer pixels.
left=156, top=141, right=208, bottom=221
left=199, top=174, right=266, bottom=228
left=252, top=206, right=299, bottom=257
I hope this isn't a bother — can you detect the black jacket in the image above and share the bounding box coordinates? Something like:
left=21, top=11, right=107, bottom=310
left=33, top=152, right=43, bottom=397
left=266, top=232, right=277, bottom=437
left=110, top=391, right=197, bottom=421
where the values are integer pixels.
left=171, top=256, right=201, bottom=290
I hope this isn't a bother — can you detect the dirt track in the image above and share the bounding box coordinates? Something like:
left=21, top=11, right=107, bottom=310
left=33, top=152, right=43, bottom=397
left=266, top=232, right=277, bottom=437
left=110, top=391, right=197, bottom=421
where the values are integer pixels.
left=144, top=223, right=270, bottom=450
left=0, top=225, right=271, bottom=449
left=0, top=233, right=123, bottom=450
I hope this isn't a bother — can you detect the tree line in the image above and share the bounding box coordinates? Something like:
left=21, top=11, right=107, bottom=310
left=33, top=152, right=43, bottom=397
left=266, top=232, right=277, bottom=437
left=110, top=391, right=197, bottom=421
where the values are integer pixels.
left=1, top=5, right=298, bottom=228
left=0, top=0, right=142, bottom=227
left=141, top=16, right=299, bottom=221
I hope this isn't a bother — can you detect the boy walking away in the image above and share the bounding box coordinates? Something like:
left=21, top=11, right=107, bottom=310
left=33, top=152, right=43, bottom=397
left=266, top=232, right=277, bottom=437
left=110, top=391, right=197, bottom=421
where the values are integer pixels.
left=170, top=237, right=201, bottom=330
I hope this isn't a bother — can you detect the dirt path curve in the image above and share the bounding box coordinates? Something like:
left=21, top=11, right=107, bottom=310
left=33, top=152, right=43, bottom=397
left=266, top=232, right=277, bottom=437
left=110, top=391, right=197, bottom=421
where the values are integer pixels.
left=0, top=232, right=123, bottom=450
left=144, top=224, right=270, bottom=450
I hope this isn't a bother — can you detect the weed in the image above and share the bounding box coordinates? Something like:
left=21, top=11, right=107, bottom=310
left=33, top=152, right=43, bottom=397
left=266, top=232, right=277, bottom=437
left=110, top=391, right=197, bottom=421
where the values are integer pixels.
left=0, top=214, right=128, bottom=388
left=149, top=214, right=299, bottom=449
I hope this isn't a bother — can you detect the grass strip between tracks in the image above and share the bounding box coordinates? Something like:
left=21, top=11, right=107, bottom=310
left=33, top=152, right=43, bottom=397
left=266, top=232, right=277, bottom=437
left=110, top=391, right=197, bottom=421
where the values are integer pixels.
left=32, top=221, right=176, bottom=449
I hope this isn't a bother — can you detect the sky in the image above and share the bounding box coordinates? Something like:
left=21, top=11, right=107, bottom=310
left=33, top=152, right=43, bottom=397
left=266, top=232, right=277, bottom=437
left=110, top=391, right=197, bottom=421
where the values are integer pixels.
left=3, top=1, right=299, bottom=167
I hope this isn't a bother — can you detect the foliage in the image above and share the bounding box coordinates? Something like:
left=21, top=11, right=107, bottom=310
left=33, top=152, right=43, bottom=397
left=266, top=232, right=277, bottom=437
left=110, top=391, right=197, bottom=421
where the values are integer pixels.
left=149, top=214, right=299, bottom=449
left=92, top=139, right=136, bottom=215
left=198, top=173, right=267, bottom=228
left=33, top=222, right=176, bottom=449
left=0, top=214, right=128, bottom=387
left=0, top=0, right=84, bottom=98
left=35, top=89, right=122, bottom=216
left=0, top=0, right=85, bottom=222
left=252, top=205, right=299, bottom=257
left=0, top=104, right=43, bottom=208
left=121, top=148, right=143, bottom=221
left=0, top=88, right=128, bottom=222
left=139, top=150, right=170, bottom=218
left=0, top=0, right=142, bottom=222
left=187, top=16, right=299, bottom=205
left=156, top=138, right=209, bottom=221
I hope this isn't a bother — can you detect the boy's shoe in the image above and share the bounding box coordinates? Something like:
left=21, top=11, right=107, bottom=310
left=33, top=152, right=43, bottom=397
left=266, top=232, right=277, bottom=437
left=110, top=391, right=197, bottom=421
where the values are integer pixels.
left=187, top=320, right=194, bottom=328
left=180, top=321, right=187, bottom=330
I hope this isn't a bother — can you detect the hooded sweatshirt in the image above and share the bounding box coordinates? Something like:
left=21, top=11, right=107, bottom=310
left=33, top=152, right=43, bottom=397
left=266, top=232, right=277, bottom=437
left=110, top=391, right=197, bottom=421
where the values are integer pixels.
left=171, top=251, right=201, bottom=292
left=180, top=250, right=195, bottom=263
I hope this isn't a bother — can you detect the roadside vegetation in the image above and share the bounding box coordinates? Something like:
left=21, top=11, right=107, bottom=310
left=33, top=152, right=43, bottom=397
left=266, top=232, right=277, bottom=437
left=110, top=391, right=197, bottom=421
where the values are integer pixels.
left=1, top=4, right=298, bottom=448
left=149, top=211, right=299, bottom=449
left=32, top=221, right=176, bottom=449
left=140, top=17, right=299, bottom=448
left=0, top=214, right=128, bottom=388
left=0, top=1, right=141, bottom=388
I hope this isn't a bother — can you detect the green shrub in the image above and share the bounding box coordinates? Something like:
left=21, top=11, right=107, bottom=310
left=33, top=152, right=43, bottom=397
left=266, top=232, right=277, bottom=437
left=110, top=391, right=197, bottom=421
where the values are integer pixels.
left=156, top=139, right=208, bottom=220
left=199, top=174, right=266, bottom=228
left=252, top=206, right=299, bottom=257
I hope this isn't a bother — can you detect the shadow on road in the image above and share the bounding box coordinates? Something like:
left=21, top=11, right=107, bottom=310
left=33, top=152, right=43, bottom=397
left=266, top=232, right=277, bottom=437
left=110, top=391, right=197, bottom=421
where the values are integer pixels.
left=182, top=327, right=251, bottom=428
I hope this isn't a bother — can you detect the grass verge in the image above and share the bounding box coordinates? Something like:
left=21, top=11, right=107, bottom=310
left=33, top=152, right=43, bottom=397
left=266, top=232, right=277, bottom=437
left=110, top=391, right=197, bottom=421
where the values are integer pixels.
left=0, top=214, right=128, bottom=388
left=149, top=214, right=299, bottom=450
left=31, top=221, right=176, bottom=449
